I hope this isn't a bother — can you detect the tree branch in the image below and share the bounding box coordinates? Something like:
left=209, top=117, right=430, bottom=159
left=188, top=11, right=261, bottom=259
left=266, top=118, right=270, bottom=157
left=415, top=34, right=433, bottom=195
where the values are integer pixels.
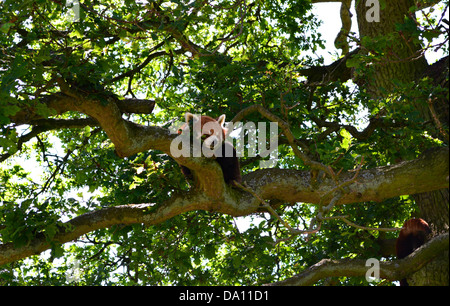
left=6, top=85, right=449, bottom=201
left=6, top=89, right=227, bottom=196
left=312, top=115, right=393, bottom=141
left=9, top=94, right=155, bottom=125
left=243, top=147, right=448, bottom=205
left=0, top=147, right=447, bottom=266
left=299, top=48, right=359, bottom=84
left=265, top=232, right=449, bottom=286
left=230, top=105, right=334, bottom=176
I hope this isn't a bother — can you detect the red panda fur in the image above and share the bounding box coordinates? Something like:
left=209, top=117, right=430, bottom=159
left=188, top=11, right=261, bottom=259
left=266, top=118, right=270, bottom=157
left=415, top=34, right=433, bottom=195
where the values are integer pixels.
left=178, top=113, right=241, bottom=185
left=395, top=218, right=431, bottom=286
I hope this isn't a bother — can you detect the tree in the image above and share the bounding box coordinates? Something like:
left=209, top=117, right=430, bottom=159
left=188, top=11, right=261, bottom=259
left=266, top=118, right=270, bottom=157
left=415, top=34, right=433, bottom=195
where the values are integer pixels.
left=0, top=0, right=448, bottom=286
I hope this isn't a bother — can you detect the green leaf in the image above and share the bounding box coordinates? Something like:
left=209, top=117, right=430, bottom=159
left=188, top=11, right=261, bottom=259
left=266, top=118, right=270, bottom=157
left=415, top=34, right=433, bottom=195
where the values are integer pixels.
left=0, top=23, right=14, bottom=34
left=340, top=129, right=352, bottom=150
left=51, top=243, right=65, bottom=259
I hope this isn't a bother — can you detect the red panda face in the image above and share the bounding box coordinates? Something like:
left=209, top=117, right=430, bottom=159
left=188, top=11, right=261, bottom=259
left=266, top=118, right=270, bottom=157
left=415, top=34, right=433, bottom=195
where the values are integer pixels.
left=178, top=113, right=227, bottom=149
left=176, top=112, right=241, bottom=184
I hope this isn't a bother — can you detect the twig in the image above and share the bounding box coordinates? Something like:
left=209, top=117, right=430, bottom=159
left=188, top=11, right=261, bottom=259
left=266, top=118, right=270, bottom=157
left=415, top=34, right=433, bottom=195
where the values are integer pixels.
left=233, top=181, right=322, bottom=246
left=229, top=105, right=333, bottom=177
left=233, top=181, right=297, bottom=233
left=428, top=97, right=449, bottom=142
left=318, top=156, right=364, bottom=206
left=309, top=157, right=365, bottom=234
left=211, top=0, right=247, bottom=54
left=323, top=215, right=401, bottom=232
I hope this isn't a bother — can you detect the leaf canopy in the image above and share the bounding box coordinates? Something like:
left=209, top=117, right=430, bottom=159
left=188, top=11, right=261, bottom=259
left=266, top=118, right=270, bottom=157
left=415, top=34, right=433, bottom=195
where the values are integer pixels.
left=0, top=0, right=448, bottom=286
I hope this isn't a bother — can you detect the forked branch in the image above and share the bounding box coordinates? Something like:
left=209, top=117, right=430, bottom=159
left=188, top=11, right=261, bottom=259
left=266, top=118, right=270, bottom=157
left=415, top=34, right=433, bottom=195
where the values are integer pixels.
left=265, top=233, right=449, bottom=286
left=230, top=105, right=333, bottom=177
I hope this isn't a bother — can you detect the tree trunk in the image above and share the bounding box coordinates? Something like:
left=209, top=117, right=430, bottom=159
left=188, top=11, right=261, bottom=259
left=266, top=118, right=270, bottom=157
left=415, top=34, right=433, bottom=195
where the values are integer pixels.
left=355, top=0, right=449, bottom=285
left=409, top=189, right=449, bottom=286
left=413, top=189, right=449, bottom=235
left=355, top=0, right=428, bottom=96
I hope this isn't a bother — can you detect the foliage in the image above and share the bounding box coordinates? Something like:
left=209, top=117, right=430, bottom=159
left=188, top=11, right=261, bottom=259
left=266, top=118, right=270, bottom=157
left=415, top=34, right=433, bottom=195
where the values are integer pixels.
left=0, top=0, right=448, bottom=285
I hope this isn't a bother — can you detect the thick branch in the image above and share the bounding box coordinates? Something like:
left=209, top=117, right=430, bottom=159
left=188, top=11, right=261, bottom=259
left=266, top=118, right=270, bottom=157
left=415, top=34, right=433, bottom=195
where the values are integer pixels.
left=266, top=232, right=449, bottom=286
left=0, top=203, right=156, bottom=266
left=7, top=88, right=449, bottom=200
left=10, top=94, right=155, bottom=125
left=0, top=188, right=240, bottom=266
left=9, top=89, right=161, bottom=158
left=7, top=90, right=226, bottom=195
left=299, top=48, right=359, bottom=84
left=311, top=115, right=409, bottom=141
left=0, top=147, right=447, bottom=266
left=244, top=147, right=449, bottom=205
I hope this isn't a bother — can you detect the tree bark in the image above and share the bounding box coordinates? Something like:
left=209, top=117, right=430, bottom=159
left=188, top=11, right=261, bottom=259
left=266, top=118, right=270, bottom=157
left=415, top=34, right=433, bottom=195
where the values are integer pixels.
left=355, top=0, right=428, bottom=97
left=0, top=147, right=447, bottom=266
left=355, top=0, right=449, bottom=285
left=266, top=233, right=449, bottom=286
left=410, top=189, right=449, bottom=285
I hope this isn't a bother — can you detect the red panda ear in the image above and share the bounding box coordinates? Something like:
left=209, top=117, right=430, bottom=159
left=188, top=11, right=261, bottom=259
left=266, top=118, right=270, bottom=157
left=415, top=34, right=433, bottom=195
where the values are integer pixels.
left=185, top=112, right=195, bottom=123
left=217, top=114, right=226, bottom=127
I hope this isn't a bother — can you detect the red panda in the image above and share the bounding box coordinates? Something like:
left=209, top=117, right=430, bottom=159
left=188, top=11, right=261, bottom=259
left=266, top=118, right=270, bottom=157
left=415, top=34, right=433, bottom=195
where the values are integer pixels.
left=177, top=112, right=241, bottom=185
left=395, top=218, right=431, bottom=286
